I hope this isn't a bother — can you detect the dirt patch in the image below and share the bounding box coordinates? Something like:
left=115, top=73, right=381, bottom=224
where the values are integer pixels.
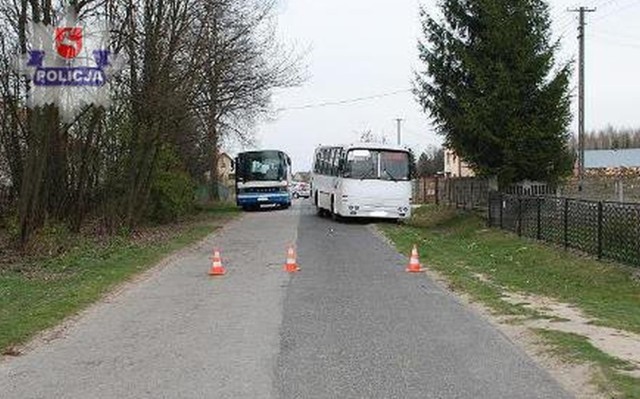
left=472, top=272, right=492, bottom=284
left=503, top=292, right=640, bottom=377
left=429, top=270, right=607, bottom=398
left=492, top=315, right=604, bottom=398
left=371, top=226, right=607, bottom=398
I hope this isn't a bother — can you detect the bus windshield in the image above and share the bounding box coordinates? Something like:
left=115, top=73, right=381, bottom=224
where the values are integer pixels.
left=343, top=149, right=410, bottom=180
left=237, top=151, right=288, bottom=182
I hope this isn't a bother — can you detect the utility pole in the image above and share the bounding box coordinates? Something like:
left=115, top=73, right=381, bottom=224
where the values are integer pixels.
left=569, top=6, right=596, bottom=192
left=395, top=118, right=403, bottom=146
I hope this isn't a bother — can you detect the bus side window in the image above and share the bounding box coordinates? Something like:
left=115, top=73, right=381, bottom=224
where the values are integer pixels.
left=320, top=148, right=328, bottom=175
left=337, top=149, right=345, bottom=175
left=329, top=148, right=337, bottom=176
left=325, top=148, right=332, bottom=175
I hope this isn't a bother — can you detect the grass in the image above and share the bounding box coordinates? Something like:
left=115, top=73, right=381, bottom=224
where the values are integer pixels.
left=535, top=329, right=640, bottom=398
left=381, top=205, right=640, bottom=334
left=380, top=205, right=640, bottom=398
left=0, top=204, right=239, bottom=354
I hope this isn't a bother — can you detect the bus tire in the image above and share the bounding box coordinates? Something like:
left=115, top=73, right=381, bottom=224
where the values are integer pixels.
left=315, top=192, right=324, bottom=216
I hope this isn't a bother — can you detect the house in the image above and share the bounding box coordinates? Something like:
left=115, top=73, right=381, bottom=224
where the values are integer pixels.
left=204, top=152, right=235, bottom=185
left=217, top=152, right=235, bottom=185
left=444, top=148, right=475, bottom=177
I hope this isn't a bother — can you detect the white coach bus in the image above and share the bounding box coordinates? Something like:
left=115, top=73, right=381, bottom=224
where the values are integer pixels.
left=311, top=143, right=413, bottom=220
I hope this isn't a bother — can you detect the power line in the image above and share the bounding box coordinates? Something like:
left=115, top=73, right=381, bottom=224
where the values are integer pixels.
left=593, top=28, right=640, bottom=40
left=593, top=0, right=621, bottom=10
left=556, top=16, right=578, bottom=39
left=275, top=89, right=412, bottom=112
left=592, top=33, right=640, bottom=48
left=592, top=0, right=640, bottom=22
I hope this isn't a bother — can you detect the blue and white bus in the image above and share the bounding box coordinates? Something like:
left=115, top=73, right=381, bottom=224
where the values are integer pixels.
left=311, top=143, right=413, bottom=220
left=235, top=150, right=292, bottom=210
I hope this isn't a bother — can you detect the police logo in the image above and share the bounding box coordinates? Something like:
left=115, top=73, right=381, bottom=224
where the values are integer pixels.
left=15, top=7, right=124, bottom=122
left=55, top=27, right=83, bottom=59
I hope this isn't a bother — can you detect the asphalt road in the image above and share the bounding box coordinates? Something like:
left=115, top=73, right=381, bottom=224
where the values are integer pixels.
left=0, top=201, right=572, bottom=398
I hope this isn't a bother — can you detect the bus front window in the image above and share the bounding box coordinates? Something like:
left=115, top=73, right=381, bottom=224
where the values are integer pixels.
left=239, top=152, right=287, bottom=182
left=344, top=150, right=376, bottom=179
left=380, top=151, right=410, bottom=181
left=343, top=149, right=410, bottom=180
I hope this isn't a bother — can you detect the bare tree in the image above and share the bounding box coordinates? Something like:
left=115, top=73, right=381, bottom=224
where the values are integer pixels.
left=0, top=0, right=304, bottom=244
left=193, top=0, right=303, bottom=199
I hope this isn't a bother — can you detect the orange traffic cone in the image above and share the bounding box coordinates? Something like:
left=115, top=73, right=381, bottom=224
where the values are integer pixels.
left=406, top=244, right=424, bottom=273
left=208, top=249, right=226, bottom=276
left=284, top=245, right=300, bottom=273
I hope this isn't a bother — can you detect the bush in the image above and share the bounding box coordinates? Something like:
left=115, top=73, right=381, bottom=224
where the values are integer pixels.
left=147, top=148, right=196, bottom=223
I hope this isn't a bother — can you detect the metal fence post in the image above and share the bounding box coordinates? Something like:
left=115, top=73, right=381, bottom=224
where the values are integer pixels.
left=597, top=201, right=603, bottom=259
left=435, top=178, right=440, bottom=205
left=537, top=197, right=542, bottom=241
left=487, top=193, right=493, bottom=227
left=517, top=197, right=523, bottom=236
left=564, top=198, right=569, bottom=249
left=471, top=181, right=476, bottom=210
left=499, top=194, right=504, bottom=229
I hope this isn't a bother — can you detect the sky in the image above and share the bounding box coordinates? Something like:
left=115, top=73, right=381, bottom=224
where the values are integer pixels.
left=241, top=0, right=640, bottom=173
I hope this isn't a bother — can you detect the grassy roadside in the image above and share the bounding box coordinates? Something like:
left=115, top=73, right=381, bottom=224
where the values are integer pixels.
left=536, top=329, right=640, bottom=398
left=379, top=205, right=640, bottom=398
left=0, top=204, right=239, bottom=355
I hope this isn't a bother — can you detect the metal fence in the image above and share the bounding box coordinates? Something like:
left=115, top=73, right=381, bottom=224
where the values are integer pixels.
left=488, top=192, right=640, bottom=266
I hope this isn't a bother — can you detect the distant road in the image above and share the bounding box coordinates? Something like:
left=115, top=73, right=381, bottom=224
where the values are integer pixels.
left=1, top=201, right=571, bottom=398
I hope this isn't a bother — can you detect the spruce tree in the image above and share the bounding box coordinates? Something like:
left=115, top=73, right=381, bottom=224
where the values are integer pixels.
left=415, top=0, right=573, bottom=185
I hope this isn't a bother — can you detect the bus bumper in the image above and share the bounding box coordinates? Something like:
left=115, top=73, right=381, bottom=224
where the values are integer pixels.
left=337, top=203, right=411, bottom=219
left=237, top=192, right=291, bottom=207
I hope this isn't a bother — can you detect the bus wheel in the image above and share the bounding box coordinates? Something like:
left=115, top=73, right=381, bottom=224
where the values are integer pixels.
left=315, top=192, right=324, bottom=216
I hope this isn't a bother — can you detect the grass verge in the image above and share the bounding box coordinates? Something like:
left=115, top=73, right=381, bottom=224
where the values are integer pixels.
left=379, top=205, right=640, bottom=397
left=0, top=204, right=238, bottom=355
left=535, top=329, right=640, bottom=398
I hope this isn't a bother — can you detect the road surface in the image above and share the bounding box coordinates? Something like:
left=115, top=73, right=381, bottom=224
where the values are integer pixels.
left=0, top=201, right=572, bottom=398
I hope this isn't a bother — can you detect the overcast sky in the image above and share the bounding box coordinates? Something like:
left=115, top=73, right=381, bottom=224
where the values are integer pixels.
left=243, top=0, right=640, bottom=172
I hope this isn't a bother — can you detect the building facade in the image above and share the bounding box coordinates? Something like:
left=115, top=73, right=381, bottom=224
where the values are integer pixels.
left=443, top=148, right=475, bottom=178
